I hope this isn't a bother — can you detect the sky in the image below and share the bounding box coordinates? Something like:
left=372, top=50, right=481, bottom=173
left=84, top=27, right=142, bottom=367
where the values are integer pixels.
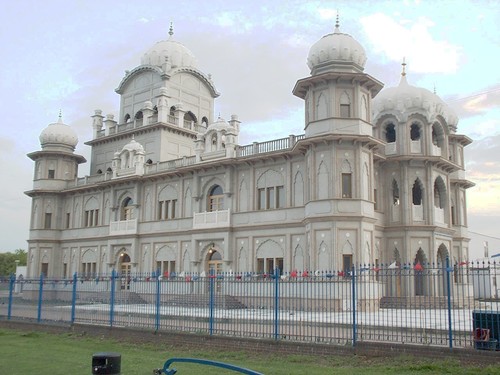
left=1, top=0, right=500, bottom=258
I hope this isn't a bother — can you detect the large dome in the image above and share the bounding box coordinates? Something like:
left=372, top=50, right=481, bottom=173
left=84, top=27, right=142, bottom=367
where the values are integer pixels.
left=373, top=74, right=458, bottom=127
left=307, top=23, right=367, bottom=74
left=141, top=26, right=197, bottom=69
left=39, top=116, right=78, bottom=151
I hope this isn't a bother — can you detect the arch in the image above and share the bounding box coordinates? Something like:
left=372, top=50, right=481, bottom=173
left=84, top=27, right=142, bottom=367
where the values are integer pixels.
left=385, top=123, right=396, bottom=143
left=412, top=178, right=423, bottom=205
left=208, top=184, right=224, bottom=212
left=414, top=248, right=428, bottom=296
left=293, top=170, right=304, bottom=206
left=238, top=247, right=248, bottom=272
left=316, top=91, right=327, bottom=119
left=410, top=122, right=421, bottom=141
left=433, top=176, right=446, bottom=209
left=339, top=91, right=351, bottom=117
left=124, top=113, right=131, bottom=123
left=182, top=249, right=190, bottom=272
left=201, top=116, right=209, bottom=127
left=362, top=162, right=369, bottom=200
left=184, top=111, right=197, bottom=123
left=238, top=179, right=249, bottom=211
left=135, top=111, right=143, bottom=120
left=256, top=169, right=284, bottom=188
left=341, top=160, right=352, bottom=198
left=169, top=106, right=176, bottom=116
left=294, top=245, right=305, bottom=271
left=361, top=95, right=368, bottom=121
left=184, top=187, right=192, bottom=217
left=388, top=247, right=402, bottom=297
left=318, top=242, right=329, bottom=271
left=121, top=197, right=134, bottom=220
left=158, top=184, right=178, bottom=201
left=256, top=239, right=284, bottom=274
left=97, top=169, right=102, bottom=174
left=156, top=245, right=176, bottom=261
left=392, top=179, right=400, bottom=205
left=317, top=161, right=329, bottom=199
left=431, top=122, right=445, bottom=147
left=84, top=196, right=99, bottom=210
left=436, top=243, right=450, bottom=296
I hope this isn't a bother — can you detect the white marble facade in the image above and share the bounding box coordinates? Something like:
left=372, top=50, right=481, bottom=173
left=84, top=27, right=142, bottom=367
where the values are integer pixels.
left=26, top=23, right=473, bottom=299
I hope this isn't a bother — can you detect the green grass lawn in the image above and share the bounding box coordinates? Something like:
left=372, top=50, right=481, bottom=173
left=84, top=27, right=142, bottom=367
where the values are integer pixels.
left=0, top=328, right=498, bottom=375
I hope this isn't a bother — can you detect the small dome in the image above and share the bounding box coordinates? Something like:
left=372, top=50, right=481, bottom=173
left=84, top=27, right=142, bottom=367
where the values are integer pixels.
left=207, top=116, right=230, bottom=132
left=39, top=116, right=78, bottom=151
left=307, top=23, right=367, bottom=74
left=141, top=27, right=197, bottom=69
left=122, top=137, right=144, bottom=153
left=373, top=74, right=458, bottom=127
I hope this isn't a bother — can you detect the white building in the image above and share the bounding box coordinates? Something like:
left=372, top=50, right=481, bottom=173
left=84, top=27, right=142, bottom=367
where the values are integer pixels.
left=25, top=23, right=473, bottom=298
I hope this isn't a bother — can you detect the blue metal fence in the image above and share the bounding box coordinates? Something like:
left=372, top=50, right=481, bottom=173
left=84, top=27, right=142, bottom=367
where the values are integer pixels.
left=1, top=261, right=499, bottom=350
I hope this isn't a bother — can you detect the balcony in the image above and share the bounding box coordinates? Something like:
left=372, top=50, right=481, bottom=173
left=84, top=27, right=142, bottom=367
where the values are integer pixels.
left=385, top=142, right=396, bottom=156
left=109, top=219, right=137, bottom=235
left=193, top=209, right=230, bottom=229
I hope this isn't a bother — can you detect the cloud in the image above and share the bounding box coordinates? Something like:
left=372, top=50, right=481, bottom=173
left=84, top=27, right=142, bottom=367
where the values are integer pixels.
left=360, top=13, right=461, bottom=74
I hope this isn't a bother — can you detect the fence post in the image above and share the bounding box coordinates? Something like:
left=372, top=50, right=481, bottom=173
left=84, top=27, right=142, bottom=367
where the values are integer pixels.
left=351, top=265, right=357, bottom=347
left=71, top=272, right=77, bottom=324
left=37, top=273, right=44, bottom=323
left=274, top=267, right=280, bottom=341
left=209, top=269, right=215, bottom=336
left=7, top=274, right=15, bottom=320
left=110, top=269, right=116, bottom=328
left=446, top=257, right=453, bottom=349
left=155, top=271, right=161, bottom=332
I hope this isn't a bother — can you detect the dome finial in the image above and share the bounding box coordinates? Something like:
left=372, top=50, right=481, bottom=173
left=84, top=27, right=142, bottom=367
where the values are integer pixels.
left=401, top=57, right=407, bottom=77
left=168, top=22, right=174, bottom=38
left=433, top=83, right=437, bottom=95
left=58, top=109, right=63, bottom=123
left=335, top=11, right=340, bottom=32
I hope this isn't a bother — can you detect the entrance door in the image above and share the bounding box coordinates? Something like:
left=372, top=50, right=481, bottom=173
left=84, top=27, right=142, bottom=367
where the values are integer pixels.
left=120, top=253, right=131, bottom=290
left=208, top=250, right=223, bottom=275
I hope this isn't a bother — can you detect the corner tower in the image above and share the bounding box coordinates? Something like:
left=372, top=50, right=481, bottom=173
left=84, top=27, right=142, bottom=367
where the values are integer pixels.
left=293, top=18, right=383, bottom=137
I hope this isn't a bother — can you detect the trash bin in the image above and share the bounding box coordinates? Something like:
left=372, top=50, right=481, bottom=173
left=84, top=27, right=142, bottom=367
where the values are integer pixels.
left=92, top=352, right=121, bottom=374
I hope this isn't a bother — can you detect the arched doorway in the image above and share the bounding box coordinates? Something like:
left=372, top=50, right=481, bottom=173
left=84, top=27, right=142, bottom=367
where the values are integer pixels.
left=414, top=248, right=428, bottom=296
left=119, top=252, right=131, bottom=290
left=388, top=248, right=402, bottom=297
left=207, top=248, right=223, bottom=275
left=437, top=244, right=449, bottom=296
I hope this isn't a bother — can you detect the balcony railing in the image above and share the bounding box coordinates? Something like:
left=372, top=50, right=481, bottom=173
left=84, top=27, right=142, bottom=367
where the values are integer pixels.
left=193, top=209, right=230, bottom=229
left=109, top=219, right=137, bottom=235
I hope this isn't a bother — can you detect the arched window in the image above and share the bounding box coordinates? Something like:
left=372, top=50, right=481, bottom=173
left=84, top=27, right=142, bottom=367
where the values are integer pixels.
left=169, top=106, right=176, bottom=116
left=135, top=111, right=143, bottom=120
left=201, top=116, right=209, bottom=127
left=412, top=179, right=423, bottom=205
left=341, top=160, right=352, bottom=198
left=121, top=197, right=134, bottom=220
left=184, top=111, right=197, bottom=123
left=340, top=92, right=351, bottom=118
left=153, top=105, right=158, bottom=114
left=97, top=169, right=102, bottom=174
left=208, top=185, right=224, bottom=212
left=106, top=167, right=112, bottom=173
left=392, top=180, right=400, bottom=205
left=124, top=114, right=131, bottom=123
left=434, top=177, right=446, bottom=209
left=146, top=159, right=153, bottom=165
left=385, top=123, right=396, bottom=143
left=410, top=123, right=421, bottom=140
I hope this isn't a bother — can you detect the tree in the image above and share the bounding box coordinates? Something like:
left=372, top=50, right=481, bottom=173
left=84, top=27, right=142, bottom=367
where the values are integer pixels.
left=0, top=249, right=27, bottom=276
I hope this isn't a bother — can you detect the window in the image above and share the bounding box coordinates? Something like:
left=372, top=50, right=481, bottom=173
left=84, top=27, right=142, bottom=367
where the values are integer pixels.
left=208, top=185, right=224, bottom=212
left=65, top=213, right=71, bottom=229
left=342, top=173, right=352, bottom=198
left=412, top=180, right=422, bottom=205
left=158, top=199, right=177, bottom=220
left=340, top=104, right=350, bottom=118
left=124, top=114, right=131, bottom=123
left=63, top=263, right=68, bottom=278
left=410, top=123, right=421, bottom=140
left=121, top=198, right=134, bottom=220
left=81, top=262, right=96, bottom=278
left=135, top=111, right=143, bottom=120
left=44, top=213, right=52, bottom=229
left=41, top=263, right=49, bottom=277
left=48, top=169, right=55, bottom=179
left=84, top=209, right=99, bottom=227
left=385, top=124, right=396, bottom=143
left=342, top=254, right=353, bottom=275
left=392, top=180, right=400, bottom=205
left=258, top=186, right=285, bottom=210
left=157, top=261, right=176, bottom=276
left=257, top=257, right=283, bottom=275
